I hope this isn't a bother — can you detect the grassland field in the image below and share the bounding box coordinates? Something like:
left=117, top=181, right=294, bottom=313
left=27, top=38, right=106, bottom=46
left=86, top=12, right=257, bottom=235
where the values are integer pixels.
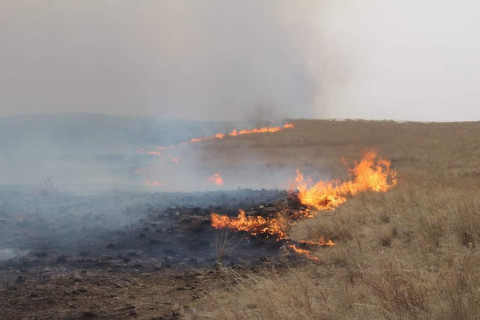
left=2, top=119, right=480, bottom=320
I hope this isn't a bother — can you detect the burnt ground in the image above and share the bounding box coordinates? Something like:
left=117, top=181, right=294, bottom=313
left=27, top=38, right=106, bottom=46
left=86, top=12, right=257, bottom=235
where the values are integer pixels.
left=0, top=187, right=306, bottom=319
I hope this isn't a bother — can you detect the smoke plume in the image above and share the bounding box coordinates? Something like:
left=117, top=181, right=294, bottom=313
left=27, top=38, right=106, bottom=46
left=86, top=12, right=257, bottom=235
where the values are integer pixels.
left=0, top=1, right=346, bottom=121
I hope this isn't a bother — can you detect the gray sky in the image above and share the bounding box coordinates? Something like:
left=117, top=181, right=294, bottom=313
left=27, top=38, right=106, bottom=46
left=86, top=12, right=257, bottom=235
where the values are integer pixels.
left=1, top=1, right=480, bottom=121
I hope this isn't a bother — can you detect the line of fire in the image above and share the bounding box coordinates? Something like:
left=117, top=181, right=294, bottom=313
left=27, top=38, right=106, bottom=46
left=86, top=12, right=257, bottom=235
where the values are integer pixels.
left=138, top=123, right=397, bottom=262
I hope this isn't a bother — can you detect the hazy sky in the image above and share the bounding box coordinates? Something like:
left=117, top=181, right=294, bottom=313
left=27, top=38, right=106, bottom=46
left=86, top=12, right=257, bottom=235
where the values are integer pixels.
left=1, top=1, right=480, bottom=121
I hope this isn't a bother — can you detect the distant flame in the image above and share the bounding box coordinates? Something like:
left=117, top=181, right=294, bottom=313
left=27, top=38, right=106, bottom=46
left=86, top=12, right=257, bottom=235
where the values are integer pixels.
left=147, top=151, right=162, bottom=157
left=207, top=173, right=224, bottom=186
left=189, top=123, right=294, bottom=143
left=295, top=150, right=397, bottom=211
left=137, top=123, right=294, bottom=168
left=138, top=147, right=165, bottom=157
left=144, top=179, right=166, bottom=187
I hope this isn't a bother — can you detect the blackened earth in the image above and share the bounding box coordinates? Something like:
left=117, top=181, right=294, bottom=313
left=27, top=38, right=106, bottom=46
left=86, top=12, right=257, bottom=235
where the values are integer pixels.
left=0, top=187, right=306, bottom=270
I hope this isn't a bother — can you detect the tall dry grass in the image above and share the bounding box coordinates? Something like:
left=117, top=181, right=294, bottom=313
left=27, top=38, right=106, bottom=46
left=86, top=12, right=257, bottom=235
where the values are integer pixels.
left=187, top=120, right=480, bottom=319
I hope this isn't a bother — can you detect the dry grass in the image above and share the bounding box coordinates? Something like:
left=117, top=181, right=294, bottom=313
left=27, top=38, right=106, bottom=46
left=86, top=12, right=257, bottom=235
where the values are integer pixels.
left=186, top=120, right=480, bottom=319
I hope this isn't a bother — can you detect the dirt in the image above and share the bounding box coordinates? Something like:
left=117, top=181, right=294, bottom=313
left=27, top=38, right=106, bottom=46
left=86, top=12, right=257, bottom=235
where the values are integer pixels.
left=0, top=265, right=226, bottom=319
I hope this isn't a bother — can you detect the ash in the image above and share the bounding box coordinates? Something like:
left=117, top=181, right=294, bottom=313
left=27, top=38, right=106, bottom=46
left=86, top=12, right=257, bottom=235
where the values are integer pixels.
left=0, top=187, right=296, bottom=271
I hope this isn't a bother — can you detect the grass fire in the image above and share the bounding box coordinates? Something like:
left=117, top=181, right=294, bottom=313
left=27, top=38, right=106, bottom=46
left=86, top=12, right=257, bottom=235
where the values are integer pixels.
left=188, top=123, right=294, bottom=143
left=295, top=150, right=397, bottom=210
left=1, top=2, right=479, bottom=318
left=2, top=118, right=480, bottom=319
left=210, top=151, right=396, bottom=261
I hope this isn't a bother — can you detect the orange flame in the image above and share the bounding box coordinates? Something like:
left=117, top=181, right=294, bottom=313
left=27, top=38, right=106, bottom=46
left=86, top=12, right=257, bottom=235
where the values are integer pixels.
left=211, top=151, right=396, bottom=261
left=297, top=237, right=336, bottom=247
left=211, top=209, right=334, bottom=261
left=287, top=244, right=320, bottom=262
left=287, top=237, right=335, bottom=261
left=147, top=151, right=162, bottom=157
left=144, top=179, right=166, bottom=187
left=207, top=173, right=224, bottom=186
left=295, top=150, right=397, bottom=211
left=138, top=123, right=294, bottom=164
left=137, top=147, right=165, bottom=157
left=211, top=210, right=288, bottom=238
left=189, top=123, right=294, bottom=143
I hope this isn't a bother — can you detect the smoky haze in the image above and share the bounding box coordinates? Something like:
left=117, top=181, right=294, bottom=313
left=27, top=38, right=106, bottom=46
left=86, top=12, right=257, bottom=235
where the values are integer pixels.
left=1, top=2, right=480, bottom=121
left=1, top=1, right=480, bottom=268
left=0, top=1, right=340, bottom=121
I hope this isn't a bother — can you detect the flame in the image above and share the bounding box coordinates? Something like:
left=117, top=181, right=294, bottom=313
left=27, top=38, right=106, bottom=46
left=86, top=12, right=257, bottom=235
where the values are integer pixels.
left=211, top=151, right=396, bottom=261
left=287, top=244, right=320, bottom=262
left=189, top=123, right=294, bottom=143
left=295, top=150, right=397, bottom=210
left=144, top=179, right=166, bottom=187
left=147, top=151, right=162, bottom=157
left=211, top=209, right=334, bottom=261
left=207, top=173, right=224, bottom=186
left=297, top=237, right=336, bottom=247
left=286, top=237, right=335, bottom=261
left=211, top=210, right=288, bottom=238
left=137, top=123, right=294, bottom=180
left=137, top=147, right=165, bottom=157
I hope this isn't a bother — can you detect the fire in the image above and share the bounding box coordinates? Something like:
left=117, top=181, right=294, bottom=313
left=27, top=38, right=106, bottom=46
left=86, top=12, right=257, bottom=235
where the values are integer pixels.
left=189, top=123, right=294, bottom=143
left=297, top=237, right=336, bottom=247
left=211, top=209, right=334, bottom=261
left=207, top=173, right=224, bottom=186
left=295, top=150, right=397, bottom=210
left=286, top=238, right=335, bottom=261
left=287, top=244, right=320, bottom=262
left=144, top=179, right=165, bottom=187
left=137, top=123, right=294, bottom=173
left=147, top=151, right=162, bottom=157
left=211, top=210, right=288, bottom=238
left=137, top=147, right=165, bottom=157
left=211, top=151, right=396, bottom=261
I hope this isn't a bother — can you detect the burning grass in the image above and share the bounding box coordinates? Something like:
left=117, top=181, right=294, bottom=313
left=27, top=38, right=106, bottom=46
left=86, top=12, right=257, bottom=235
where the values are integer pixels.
left=184, top=120, right=480, bottom=319
left=196, top=182, right=480, bottom=319
left=210, top=151, right=396, bottom=261
left=295, top=150, right=397, bottom=210
left=188, top=123, right=294, bottom=143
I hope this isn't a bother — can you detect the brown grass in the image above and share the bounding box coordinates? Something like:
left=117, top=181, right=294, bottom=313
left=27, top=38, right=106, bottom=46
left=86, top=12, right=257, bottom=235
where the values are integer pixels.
left=186, top=120, right=480, bottom=319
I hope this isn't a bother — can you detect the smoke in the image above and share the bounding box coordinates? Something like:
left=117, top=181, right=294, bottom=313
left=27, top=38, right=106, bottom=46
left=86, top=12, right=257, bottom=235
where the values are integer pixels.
left=3, top=1, right=479, bottom=188
left=318, top=0, right=480, bottom=121
left=0, top=1, right=347, bottom=121
left=2, top=1, right=480, bottom=121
